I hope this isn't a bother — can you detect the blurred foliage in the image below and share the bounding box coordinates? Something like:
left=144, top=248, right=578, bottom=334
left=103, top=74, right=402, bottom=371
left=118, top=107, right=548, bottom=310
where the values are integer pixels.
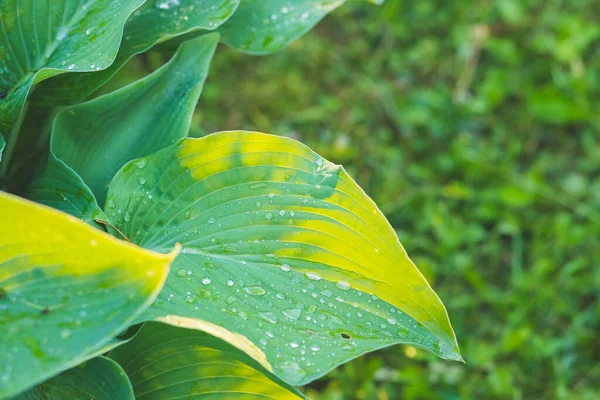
left=111, top=0, right=600, bottom=398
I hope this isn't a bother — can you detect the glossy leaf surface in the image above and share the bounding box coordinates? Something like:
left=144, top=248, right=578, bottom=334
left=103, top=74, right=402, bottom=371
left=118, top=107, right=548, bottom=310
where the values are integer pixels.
left=33, top=0, right=239, bottom=105
left=0, top=134, right=4, bottom=163
left=14, top=356, right=134, bottom=400
left=220, top=0, right=348, bottom=53
left=110, top=322, right=303, bottom=399
left=0, top=191, right=176, bottom=397
left=106, top=131, right=461, bottom=385
left=0, top=0, right=144, bottom=133
left=50, top=34, right=219, bottom=205
left=26, top=153, right=108, bottom=225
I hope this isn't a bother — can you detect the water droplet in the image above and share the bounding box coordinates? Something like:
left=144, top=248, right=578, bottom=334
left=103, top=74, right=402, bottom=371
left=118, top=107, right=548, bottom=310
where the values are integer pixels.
left=138, top=177, right=146, bottom=185
left=316, top=157, right=323, bottom=166
left=226, top=279, right=235, bottom=287
left=320, top=290, right=332, bottom=297
left=265, top=213, right=273, bottom=220
left=134, top=158, right=148, bottom=169
left=335, top=280, right=351, bottom=291
left=280, top=264, right=291, bottom=272
left=279, top=210, right=286, bottom=216
left=258, top=312, right=279, bottom=324
left=305, top=272, right=321, bottom=281
left=124, top=212, right=131, bottom=222
left=268, top=193, right=275, bottom=198
left=280, top=361, right=306, bottom=382
left=201, top=277, right=211, bottom=285
left=249, top=182, right=268, bottom=190
left=310, top=343, right=320, bottom=352
left=67, top=64, right=75, bottom=70
left=177, top=269, right=187, bottom=277
left=265, top=330, right=274, bottom=338
left=245, top=286, right=267, bottom=296
left=155, top=0, right=180, bottom=9
left=289, top=341, right=299, bottom=348
left=283, top=308, right=301, bottom=320
left=208, top=217, right=216, bottom=224
left=387, top=317, right=397, bottom=325
left=60, top=329, right=72, bottom=339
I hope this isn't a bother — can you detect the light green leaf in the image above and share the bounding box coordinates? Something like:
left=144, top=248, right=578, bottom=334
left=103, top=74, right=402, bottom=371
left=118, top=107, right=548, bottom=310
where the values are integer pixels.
left=13, top=356, right=134, bottom=400
left=26, top=153, right=109, bottom=226
left=50, top=33, right=219, bottom=206
left=0, top=134, right=5, bottom=163
left=33, top=0, right=240, bottom=105
left=0, top=191, right=177, bottom=398
left=109, top=322, right=303, bottom=399
left=105, top=131, right=461, bottom=385
left=219, top=0, right=348, bottom=54
left=0, top=0, right=145, bottom=134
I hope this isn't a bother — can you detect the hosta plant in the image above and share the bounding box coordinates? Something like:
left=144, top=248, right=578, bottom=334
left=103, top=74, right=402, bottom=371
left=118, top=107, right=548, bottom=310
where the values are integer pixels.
left=0, top=1, right=462, bottom=398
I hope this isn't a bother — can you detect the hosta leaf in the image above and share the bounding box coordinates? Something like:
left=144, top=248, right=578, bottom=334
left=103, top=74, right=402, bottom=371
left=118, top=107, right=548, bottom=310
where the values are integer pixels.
left=50, top=33, right=219, bottom=206
left=109, top=322, right=303, bottom=399
left=26, top=153, right=109, bottom=226
left=33, top=0, right=240, bottom=105
left=105, top=131, right=461, bottom=385
left=0, top=191, right=177, bottom=398
left=14, top=356, right=134, bottom=400
left=0, top=0, right=145, bottom=133
left=219, top=0, right=351, bottom=54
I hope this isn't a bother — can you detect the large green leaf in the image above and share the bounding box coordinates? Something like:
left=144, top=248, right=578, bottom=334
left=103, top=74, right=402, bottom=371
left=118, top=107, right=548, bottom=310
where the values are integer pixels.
left=33, top=0, right=240, bottom=105
left=109, top=322, right=303, bottom=399
left=14, top=356, right=134, bottom=400
left=48, top=33, right=219, bottom=206
left=0, top=191, right=177, bottom=398
left=105, top=131, right=461, bottom=385
left=0, top=0, right=145, bottom=134
left=26, top=153, right=109, bottom=226
left=219, top=0, right=352, bottom=54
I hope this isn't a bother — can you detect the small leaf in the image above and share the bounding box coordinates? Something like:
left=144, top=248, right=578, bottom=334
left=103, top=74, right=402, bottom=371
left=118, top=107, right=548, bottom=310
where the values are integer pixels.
left=0, top=134, right=5, bottom=163
left=33, top=0, right=240, bottom=105
left=0, top=191, right=177, bottom=398
left=109, top=322, right=303, bottom=399
left=26, top=153, right=109, bottom=226
left=50, top=34, right=219, bottom=205
left=219, top=0, right=349, bottom=54
left=13, top=356, right=134, bottom=400
left=105, top=131, right=461, bottom=385
left=0, top=0, right=146, bottom=133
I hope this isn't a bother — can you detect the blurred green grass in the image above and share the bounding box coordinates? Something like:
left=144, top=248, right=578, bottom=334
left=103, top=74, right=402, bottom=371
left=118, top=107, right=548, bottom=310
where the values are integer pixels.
left=117, top=0, right=600, bottom=398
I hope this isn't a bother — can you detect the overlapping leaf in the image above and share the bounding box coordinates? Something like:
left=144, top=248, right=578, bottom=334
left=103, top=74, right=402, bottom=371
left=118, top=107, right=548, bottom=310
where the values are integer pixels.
left=105, top=131, right=461, bottom=385
left=110, top=322, right=304, bottom=399
left=28, top=34, right=219, bottom=217
left=0, top=0, right=145, bottom=133
left=13, top=356, right=134, bottom=400
left=33, top=0, right=239, bottom=105
left=0, top=191, right=177, bottom=398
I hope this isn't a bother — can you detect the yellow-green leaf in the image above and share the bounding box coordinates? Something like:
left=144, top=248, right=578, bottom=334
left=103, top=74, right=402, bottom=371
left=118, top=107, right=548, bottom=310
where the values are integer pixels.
left=0, top=191, right=177, bottom=398
left=109, top=322, right=303, bottom=399
left=105, top=131, right=461, bottom=385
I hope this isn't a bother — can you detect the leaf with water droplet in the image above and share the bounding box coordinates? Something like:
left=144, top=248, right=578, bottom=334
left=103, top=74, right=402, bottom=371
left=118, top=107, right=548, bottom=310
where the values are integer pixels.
left=106, top=131, right=461, bottom=386
left=32, top=0, right=240, bottom=105
left=0, top=0, right=146, bottom=134
left=0, top=192, right=176, bottom=398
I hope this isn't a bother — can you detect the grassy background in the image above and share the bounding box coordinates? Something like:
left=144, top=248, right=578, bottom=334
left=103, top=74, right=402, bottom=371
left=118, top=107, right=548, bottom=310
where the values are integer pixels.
left=120, top=0, right=600, bottom=398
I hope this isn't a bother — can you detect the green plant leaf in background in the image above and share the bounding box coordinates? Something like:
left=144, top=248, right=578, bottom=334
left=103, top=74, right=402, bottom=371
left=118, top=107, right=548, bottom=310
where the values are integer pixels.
left=109, top=322, right=304, bottom=399
left=0, top=0, right=145, bottom=135
left=219, top=0, right=352, bottom=53
left=0, top=191, right=177, bottom=398
left=14, top=356, right=134, bottom=400
left=105, top=131, right=461, bottom=386
left=32, top=0, right=240, bottom=105
left=38, top=33, right=219, bottom=208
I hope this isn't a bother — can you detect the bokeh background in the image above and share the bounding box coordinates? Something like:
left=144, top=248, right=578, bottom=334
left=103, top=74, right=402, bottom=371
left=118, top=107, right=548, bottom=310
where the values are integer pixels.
left=113, top=0, right=600, bottom=398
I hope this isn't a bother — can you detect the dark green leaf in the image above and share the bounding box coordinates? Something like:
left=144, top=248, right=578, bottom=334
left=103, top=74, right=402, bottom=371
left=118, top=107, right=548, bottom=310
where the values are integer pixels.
left=13, top=356, right=134, bottom=400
